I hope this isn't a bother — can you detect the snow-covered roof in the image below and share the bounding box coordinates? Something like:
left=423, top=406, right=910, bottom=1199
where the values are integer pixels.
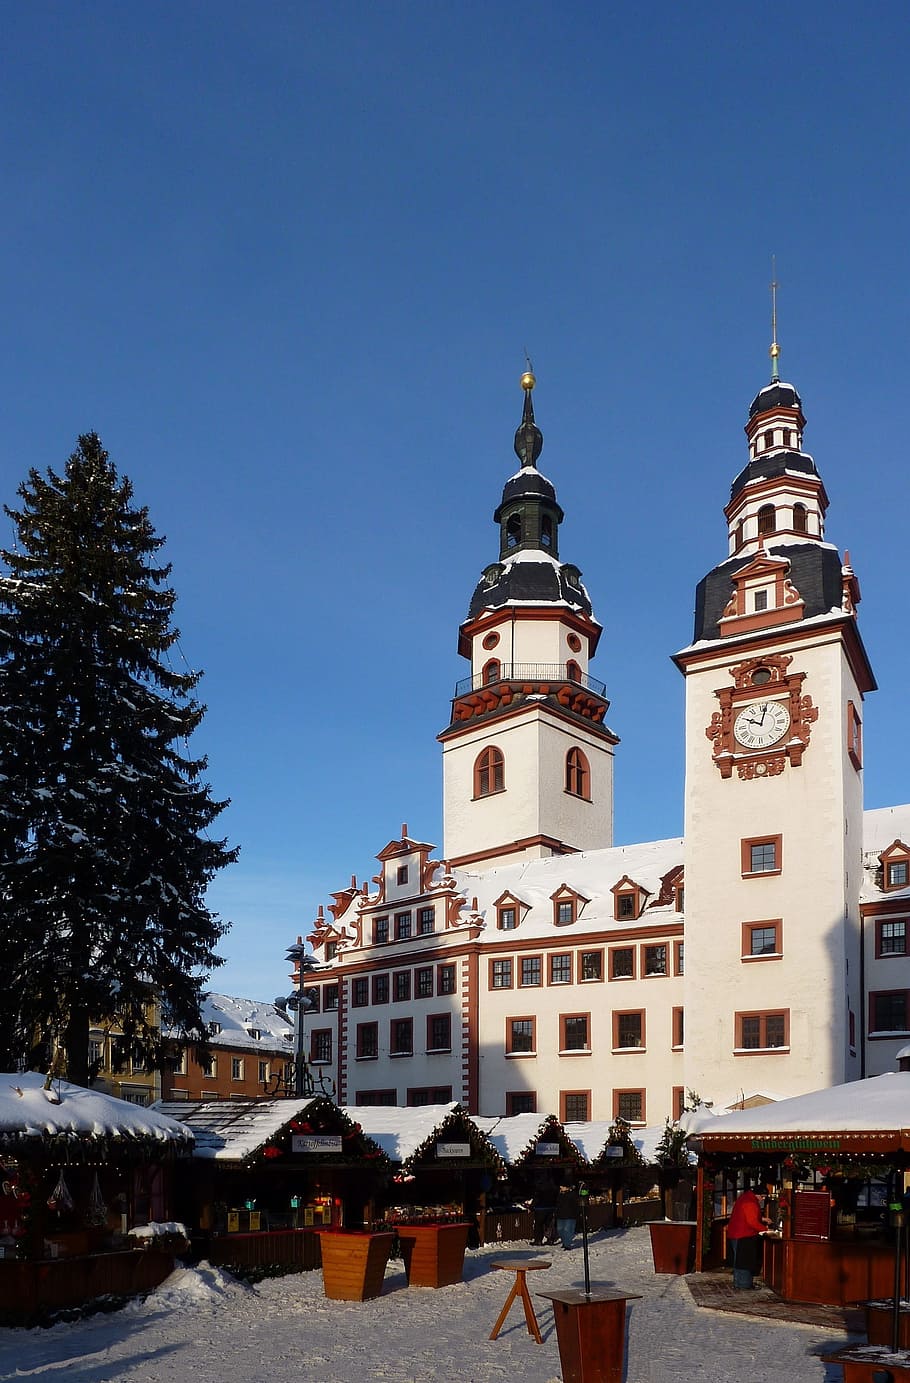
left=173, top=994, right=294, bottom=1053
left=689, top=1071, right=910, bottom=1141
left=343, top=1103, right=498, bottom=1168
left=154, top=1096, right=320, bottom=1161
left=0, top=1073, right=193, bottom=1152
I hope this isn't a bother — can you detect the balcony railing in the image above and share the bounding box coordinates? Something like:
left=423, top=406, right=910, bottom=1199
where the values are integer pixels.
left=454, top=662, right=606, bottom=698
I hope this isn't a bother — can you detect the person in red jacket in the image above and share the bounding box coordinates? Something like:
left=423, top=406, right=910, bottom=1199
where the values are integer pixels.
left=727, top=1183, right=769, bottom=1290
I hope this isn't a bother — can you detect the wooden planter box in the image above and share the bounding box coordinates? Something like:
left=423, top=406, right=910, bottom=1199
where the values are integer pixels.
left=397, top=1222, right=470, bottom=1288
left=823, top=1347, right=910, bottom=1381
left=538, top=1288, right=640, bottom=1383
left=317, top=1231, right=395, bottom=1301
left=865, top=1302, right=910, bottom=1348
left=0, top=1249, right=175, bottom=1326
left=648, top=1220, right=696, bottom=1274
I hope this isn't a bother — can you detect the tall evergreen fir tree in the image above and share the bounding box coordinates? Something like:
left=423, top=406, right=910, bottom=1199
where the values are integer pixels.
left=0, top=433, right=237, bottom=1084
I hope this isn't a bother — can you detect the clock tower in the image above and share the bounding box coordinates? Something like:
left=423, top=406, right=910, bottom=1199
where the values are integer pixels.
left=439, top=373, right=618, bottom=869
left=675, top=335, right=876, bottom=1109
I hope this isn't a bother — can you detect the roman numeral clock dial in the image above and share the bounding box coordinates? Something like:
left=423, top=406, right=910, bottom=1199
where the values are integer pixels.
left=704, top=655, right=819, bottom=780
left=732, top=700, right=790, bottom=749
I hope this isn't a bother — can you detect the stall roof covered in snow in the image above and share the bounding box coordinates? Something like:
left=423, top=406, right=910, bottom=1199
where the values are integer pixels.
left=688, top=1071, right=910, bottom=1146
left=0, top=1073, right=193, bottom=1152
left=343, top=1103, right=503, bottom=1169
left=155, top=1095, right=388, bottom=1165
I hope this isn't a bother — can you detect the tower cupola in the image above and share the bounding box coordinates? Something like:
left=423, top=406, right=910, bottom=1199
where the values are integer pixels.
left=492, top=372, right=565, bottom=562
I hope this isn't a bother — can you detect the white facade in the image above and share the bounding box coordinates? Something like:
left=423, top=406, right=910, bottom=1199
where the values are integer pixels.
left=298, top=370, right=910, bottom=1129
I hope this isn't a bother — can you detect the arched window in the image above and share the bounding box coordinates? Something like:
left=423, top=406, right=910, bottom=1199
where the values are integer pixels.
left=757, top=504, right=776, bottom=536
left=565, top=747, right=590, bottom=799
left=566, top=659, right=582, bottom=684
left=506, top=513, right=522, bottom=549
left=540, top=515, right=553, bottom=548
left=483, top=658, right=501, bottom=686
left=792, top=503, right=808, bottom=534
left=474, top=746, right=505, bottom=797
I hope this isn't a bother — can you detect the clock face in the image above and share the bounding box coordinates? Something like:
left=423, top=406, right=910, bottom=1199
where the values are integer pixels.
left=733, top=700, right=791, bottom=750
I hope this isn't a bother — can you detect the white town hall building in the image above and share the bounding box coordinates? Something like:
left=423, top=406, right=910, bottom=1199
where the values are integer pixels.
left=291, top=352, right=910, bottom=1129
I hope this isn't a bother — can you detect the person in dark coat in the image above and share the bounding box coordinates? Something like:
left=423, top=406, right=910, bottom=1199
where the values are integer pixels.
left=555, top=1183, right=580, bottom=1249
left=727, top=1183, right=769, bottom=1289
left=530, top=1174, right=558, bottom=1245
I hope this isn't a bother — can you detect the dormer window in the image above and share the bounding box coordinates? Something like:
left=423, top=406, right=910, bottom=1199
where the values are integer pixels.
left=397, top=864, right=409, bottom=885
left=611, top=875, right=644, bottom=921
left=757, top=505, right=776, bottom=536
left=880, top=841, right=910, bottom=892
left=551, top=885, right=587, bottom=927
left=793, top=503, right=808, bottom=534
left=208, top=1022, right=222, bottom=1036
left=753, top=589, right=768, bottom=612
left=494, top=891, right=524, bottom=930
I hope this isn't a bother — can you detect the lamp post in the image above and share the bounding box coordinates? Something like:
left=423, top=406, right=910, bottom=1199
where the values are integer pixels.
left=279, top=940, right=334, bottom=1099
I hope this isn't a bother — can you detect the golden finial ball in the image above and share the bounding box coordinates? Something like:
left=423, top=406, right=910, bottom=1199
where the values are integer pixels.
left=770, top=342, right=780, bottom=357
left=520, top=370, right=536, bottom=391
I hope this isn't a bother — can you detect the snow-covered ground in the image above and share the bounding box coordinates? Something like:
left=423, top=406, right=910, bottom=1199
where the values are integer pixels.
left=0, top=1227, right=853, bottom=1382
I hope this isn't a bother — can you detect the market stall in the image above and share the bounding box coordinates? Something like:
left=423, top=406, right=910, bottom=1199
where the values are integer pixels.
left=0, top=1071, right=193, bottom=1324
left=687, top=1072, right=910, bottom=1306
left=157, top=1094, right=389, bottom=1276
left=351, top=1103, right=505, bottom=1282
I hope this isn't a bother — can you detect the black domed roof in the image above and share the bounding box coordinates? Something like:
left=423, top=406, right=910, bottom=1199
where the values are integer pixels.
left=749, top=380, right=802, bottom=418
left=729, top=448, right=819, bottom=502
left=467, top=558, right=592, bottom=620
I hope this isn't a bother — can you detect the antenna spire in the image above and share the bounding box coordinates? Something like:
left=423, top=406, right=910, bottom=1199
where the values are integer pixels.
left=769, top=257, right=780, bottom=382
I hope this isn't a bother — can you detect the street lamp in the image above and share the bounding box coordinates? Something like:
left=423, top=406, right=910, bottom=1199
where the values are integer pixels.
left=276, top=940, right=334, bottom=1099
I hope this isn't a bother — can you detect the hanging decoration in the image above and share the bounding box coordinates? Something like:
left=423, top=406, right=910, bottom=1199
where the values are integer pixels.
left=86, top=1172, right=107, bottom=1226
left=47, top=1170, right=74, bottom=1212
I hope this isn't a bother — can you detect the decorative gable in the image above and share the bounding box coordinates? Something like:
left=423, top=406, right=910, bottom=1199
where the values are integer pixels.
left=718, top=550, right=804, bottom=636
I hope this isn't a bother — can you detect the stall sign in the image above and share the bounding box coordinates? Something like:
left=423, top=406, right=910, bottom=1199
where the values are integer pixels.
left=227, top=1212, right=240, bottom=1233
left=748, top=1138, right=841, bottom=1151
left=292, top=1134, right=343, bottom=1153
left=603, top=1146, right=625, bottom=1159
left=436, top=1142, right=471, bottom=1158
left=536, top=1142, right=560, bottom=1157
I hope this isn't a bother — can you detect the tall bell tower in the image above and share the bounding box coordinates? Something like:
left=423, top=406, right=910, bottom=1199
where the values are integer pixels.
left=675, top=310, right=876, bottom=1109
left=439, top=373, right=618, bottom=870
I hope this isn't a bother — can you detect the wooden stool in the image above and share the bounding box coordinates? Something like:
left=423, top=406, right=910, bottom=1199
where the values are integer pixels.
left=489, top=1258, right=551, bottom=1344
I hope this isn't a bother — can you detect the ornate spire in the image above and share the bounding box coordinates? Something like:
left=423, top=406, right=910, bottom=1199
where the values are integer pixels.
left=769, top=257, right=780, bottom=383
left=514, top=367, right=543, bottom=468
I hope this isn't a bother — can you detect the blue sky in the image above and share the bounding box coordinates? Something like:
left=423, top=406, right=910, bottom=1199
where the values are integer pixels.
left=2, top=3, right=908, bottom=1002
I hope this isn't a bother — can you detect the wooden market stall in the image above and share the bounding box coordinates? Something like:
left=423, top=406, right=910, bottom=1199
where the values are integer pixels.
left=688, top=1072, right=910, bottom=1307
left=156, top=1094, right=390, bottom=1276
left=351, top=1102, right=506, bottom=1284
left=0, top=1071, right=193, bottom=1325
left=476, top=1111, right=593, bottom=1239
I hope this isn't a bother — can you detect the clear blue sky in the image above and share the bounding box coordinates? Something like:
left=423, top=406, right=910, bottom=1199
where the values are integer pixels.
left=2, top=3, right=908, bottom=1002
